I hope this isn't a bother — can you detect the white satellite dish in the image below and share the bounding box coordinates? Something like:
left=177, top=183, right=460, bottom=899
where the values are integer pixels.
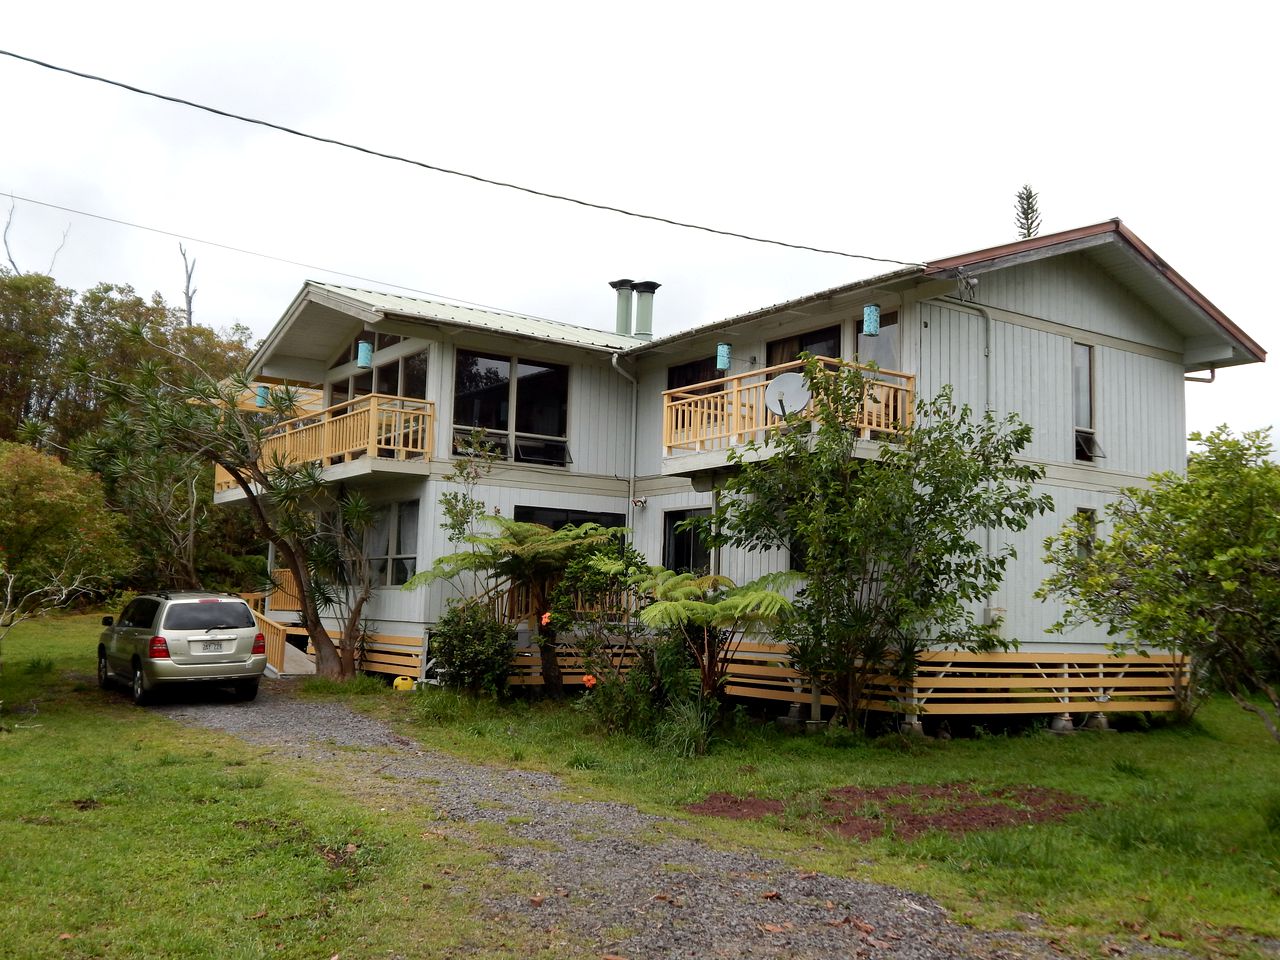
left=763, top=373, right=812, bottom=417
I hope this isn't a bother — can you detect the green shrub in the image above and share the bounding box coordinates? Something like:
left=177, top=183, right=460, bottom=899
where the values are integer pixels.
left=1263, top=794, right=1280, bottom=835
left=430, top=602, right=516, bottom=698
left=655, top=696, right=717, bottom=758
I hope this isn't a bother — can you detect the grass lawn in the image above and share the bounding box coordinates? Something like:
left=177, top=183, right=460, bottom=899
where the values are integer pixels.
left=5, top=613, right=1279, bottom=958
left=378, top=677, right=1280, bottom=957
left=0, top=615, right=577, bottom=960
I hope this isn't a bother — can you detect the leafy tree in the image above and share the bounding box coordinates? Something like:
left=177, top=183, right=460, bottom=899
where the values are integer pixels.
left=0, top=270, right=254, bottom=452
left=1015, top=183, right=1042, bottom=239
left=699, top=358, right=1051, bottom=728
left=0, top=270, right=74, bottom=441
left=405, top=516, right=619, bottom=697
left=0, top=443, right=134, bottom=672
left=308, top=490, right=381, bottom=676
left=1040, top=427, right=1280, bottom=742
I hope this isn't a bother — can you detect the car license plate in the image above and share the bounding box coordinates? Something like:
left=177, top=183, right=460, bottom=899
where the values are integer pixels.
left=203, top=640, right=224, bottom=653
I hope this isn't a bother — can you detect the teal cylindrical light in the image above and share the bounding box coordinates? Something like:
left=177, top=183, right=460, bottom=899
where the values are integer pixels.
left=716, top=342, right=732, bottom=371
left=356, top=340, right=374, bottom=369
left=863, top=303, right=881, bottom=338
left=255, top=385, right=269, bottom=407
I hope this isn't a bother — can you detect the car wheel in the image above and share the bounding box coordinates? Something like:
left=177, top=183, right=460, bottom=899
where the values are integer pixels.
left=97, top=649, right=113, bottom=690
left=234, top=678, right=260, bottom=702
left=131, top=664, right=151, bottom=706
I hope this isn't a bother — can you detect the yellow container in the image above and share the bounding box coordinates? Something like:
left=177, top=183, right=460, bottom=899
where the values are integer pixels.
left=392, top=676, right=415, bottom=692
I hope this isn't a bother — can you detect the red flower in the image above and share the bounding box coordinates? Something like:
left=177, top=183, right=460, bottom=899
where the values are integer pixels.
left=582, top=674, right=597, bottom=690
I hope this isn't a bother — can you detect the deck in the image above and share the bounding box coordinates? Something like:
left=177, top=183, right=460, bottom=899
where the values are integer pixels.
left=214, top=393, right=435, bottom=493
left=662, top=357, right=914, bottom=459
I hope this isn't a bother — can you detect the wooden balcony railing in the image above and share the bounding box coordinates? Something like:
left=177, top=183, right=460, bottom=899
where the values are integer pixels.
left=214, top=393, right=435, bottom=492
left=662, top=357, right=914, bottom=455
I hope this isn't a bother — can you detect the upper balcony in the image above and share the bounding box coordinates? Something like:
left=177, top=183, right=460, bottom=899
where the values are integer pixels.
left=661, top=357, right=914, bottom=476
left=214, top=393, right=436, bottom=495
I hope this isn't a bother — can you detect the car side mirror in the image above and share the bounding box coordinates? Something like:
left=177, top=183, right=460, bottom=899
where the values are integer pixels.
left=101, top=615, right=114, bottom=627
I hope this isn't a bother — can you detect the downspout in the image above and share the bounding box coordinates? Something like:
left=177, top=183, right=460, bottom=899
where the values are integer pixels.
left=611, top=353, right=639, bottom=533
left=932, top=290, right=999, bottom=628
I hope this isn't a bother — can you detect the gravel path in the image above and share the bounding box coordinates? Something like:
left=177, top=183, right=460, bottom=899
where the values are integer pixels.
left=159, top=682, right=1169, bottom=960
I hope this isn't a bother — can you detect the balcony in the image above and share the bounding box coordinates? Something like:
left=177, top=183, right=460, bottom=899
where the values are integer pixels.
left=214, top=393, right=436, bottom=494
left=662, top=357, right=914, bottom=472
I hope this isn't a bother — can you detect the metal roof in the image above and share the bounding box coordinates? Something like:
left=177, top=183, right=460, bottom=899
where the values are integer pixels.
left=313, top=283, right=643, bottom=353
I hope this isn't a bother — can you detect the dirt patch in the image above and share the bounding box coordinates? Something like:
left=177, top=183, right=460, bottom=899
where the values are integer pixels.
left=689, top=782, right=1089, bottom=841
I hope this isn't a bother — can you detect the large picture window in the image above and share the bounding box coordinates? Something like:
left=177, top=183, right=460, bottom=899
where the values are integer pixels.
left=454, top=349, right=570, bottom=466
left=513, top=506, right=625, bottom=530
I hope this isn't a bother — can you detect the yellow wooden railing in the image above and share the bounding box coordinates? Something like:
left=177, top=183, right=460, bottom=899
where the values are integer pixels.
left=662, top=356, right=914, bottom=455
left=214, top=393, right=435, bottom=492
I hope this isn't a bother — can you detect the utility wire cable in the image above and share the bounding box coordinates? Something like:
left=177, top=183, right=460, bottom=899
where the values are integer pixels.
left=0, top=48, right=923, bottom=269
left=4, top=191, right=557, bottom=318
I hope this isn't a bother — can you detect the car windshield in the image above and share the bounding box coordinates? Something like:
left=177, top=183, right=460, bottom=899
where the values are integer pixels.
left=162, top=602, right=255, bottom=631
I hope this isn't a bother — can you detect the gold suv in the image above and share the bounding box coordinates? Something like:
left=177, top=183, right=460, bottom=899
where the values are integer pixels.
left=98, top=592, right=267, bottom=705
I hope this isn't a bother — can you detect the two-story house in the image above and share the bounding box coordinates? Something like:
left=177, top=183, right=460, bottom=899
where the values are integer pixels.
left=220, top=220, right=1265, bottom=724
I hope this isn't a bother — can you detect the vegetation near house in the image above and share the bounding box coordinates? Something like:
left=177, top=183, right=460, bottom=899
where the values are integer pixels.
left=1041, top=426, right=1280, bottom=742
left=697, top=359, right=1053, bottom=729
left=406, top=514, right=621, bottom=697
left=0, top=443, right=133, bottom=670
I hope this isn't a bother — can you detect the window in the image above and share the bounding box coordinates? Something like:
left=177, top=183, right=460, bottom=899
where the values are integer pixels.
left=667, top=356, right=720, bottom=394
left=366, top=500, right=419, bottom=587
left=330, top=347, right=430, bottom=406
left=767, top=324, right=841, bottom=368
left=453, top=349, right=570, bottom=466
left=513, top=506, right=625, bottom=531
left=1075, top=508, right=1098, bottom=559
left=119, top=598, right=160, bottom=629
left=856, top=310, right=900, bottom=372
left=663, top=509, right=711, bottom=574
left=1073, top=343, right=1104, bottom=462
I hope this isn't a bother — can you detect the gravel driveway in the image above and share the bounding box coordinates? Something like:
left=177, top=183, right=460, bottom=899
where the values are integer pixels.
left=159, top=682, right=1172, bottom=960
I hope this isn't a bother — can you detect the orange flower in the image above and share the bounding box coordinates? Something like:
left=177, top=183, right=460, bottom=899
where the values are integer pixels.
left=540, top=611, right=552, bottom=627
left=582, top=674, right=597, bottom=689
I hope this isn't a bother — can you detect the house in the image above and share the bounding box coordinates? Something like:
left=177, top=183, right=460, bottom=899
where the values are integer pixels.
left=220, top=220, right=1265, bottom=723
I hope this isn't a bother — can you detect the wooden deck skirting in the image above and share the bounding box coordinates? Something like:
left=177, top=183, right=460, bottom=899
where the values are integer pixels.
left=719, top=641, right=1189, bottom=716
left=214, top=393, right=435, bottom=493
left=662, top=356, right=915, bottom=455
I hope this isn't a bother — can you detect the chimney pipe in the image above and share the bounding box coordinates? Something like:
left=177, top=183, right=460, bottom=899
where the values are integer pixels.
left=632, top=280, right=660, bottom=341
left=609, top=279, right=634, bottom=336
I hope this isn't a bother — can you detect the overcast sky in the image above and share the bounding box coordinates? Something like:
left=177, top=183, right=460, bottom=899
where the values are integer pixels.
left=4, top=2, right=1275, bottom=441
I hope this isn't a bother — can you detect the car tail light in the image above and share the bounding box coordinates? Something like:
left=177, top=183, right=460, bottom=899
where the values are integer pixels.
left=251, top=633, right=266, bottom=655
left=149, top=636, right=171, bottom=659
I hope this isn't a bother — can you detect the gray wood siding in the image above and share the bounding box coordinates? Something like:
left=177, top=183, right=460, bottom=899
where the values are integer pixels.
left=989, top=318, right=1072, bottom=465
left=917, top=302, right=985, bottom=411
left=994, top=483, right=1122, bottom=652
left=566, top=360, right=634, bottom=477
left=977, top=253, right=1182, bottom=351
left=1095, top=347, right=1186, bottom=477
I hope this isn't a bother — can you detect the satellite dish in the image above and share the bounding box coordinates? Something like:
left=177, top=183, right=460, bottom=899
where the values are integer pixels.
left=764, top=373, right=812, bottom=417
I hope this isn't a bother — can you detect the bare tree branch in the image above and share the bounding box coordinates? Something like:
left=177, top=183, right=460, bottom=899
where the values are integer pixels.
left=179, top=243, right=197, bottom=326
left=45, top=222, right=71, bottom=274
left=4, top=198, right=20, bottom=273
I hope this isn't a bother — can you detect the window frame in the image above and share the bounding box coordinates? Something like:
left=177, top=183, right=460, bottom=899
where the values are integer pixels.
left=365, top=499, right=420, bottom=588
left=1072, top=342, right=1104, bottom=462
left=452, top=348, right=571, bottom=467
left=662, top=508, right=712, bottom=575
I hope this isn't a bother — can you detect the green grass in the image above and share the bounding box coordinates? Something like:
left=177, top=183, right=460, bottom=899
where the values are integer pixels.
left=0, top=615, right=584, bottom=959
left=7, top=615, right=1279, bottom=958
left=382, top=685, right=1280, bottom=957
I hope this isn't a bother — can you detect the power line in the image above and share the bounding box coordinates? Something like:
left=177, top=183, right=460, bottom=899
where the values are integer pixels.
left=0, top=48, right=923, bottom=269
left=3, top=191, right=555, bottom=318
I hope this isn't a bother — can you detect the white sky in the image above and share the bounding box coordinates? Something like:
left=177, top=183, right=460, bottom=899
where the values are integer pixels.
left=4, top=1, right=1276, bottom=441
